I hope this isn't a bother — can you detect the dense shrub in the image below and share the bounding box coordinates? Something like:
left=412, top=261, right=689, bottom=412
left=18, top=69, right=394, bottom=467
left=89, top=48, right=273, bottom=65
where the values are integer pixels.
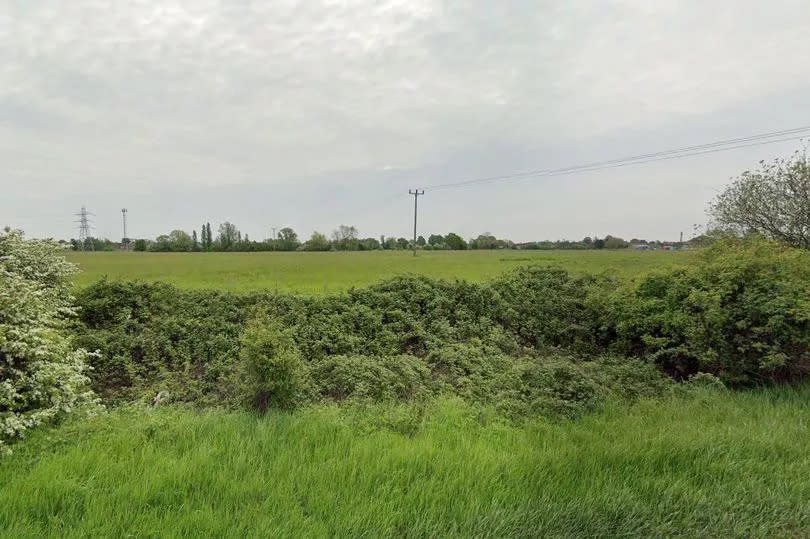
left=312, top=354, right=433, bottom=402
left=238, top=315, right=308, bottom=412
left=606, top=239, right=810, bottom=384
left=0, top=230, right=98, bottom=453
left=74, top=280, right=264, bottom=404
left=71, top=238, right=810, bottom=417
left=491, top=266, right=602, bottom=352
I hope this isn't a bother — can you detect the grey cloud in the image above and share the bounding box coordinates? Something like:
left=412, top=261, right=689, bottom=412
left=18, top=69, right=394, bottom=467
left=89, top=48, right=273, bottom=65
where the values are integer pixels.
left=1, top=0, right=809, bottom=241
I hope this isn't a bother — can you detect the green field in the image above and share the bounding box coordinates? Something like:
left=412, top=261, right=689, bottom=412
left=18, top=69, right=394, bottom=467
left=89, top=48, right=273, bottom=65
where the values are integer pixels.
left=7, top=241, right=808, bottom=536
left=65, top=249, right=695, bottom=292
left=3, top=388, right=809, bottom=537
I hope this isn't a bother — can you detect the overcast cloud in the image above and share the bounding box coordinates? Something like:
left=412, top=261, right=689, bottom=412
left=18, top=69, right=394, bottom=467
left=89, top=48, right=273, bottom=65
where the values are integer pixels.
left=2, top=0, right=809, bottom=242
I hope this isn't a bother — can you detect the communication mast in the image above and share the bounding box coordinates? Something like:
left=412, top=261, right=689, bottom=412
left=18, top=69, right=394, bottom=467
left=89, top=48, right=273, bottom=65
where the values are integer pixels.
left=121, top=208, right=130, bottom=250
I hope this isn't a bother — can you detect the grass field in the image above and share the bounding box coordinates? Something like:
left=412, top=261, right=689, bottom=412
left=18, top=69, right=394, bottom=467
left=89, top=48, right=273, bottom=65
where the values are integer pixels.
left=3, top=387, right=809, bottom=537
left=65, top=249, right=696, bottom=293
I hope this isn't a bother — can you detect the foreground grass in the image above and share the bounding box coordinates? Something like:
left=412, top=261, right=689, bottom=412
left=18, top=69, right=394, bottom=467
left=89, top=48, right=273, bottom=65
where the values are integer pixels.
left=65, top=249, right=694, bottom=293
left=3, top=388, right=809, bottom=537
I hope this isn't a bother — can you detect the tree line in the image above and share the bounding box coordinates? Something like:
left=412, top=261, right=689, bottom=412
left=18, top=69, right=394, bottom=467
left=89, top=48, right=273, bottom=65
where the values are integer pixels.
left=72, top=222, right=677, bottom=253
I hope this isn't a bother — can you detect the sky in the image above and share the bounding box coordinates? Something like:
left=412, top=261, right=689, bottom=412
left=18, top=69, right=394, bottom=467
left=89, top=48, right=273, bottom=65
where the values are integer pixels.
left=2, top=0, right=810, bottom=243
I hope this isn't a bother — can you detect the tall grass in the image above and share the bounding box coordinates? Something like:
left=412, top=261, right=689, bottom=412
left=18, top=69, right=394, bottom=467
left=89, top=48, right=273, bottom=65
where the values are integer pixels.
left=2, top=387, right=809, bottom=537
left=65, top=249, right=694, bottom=293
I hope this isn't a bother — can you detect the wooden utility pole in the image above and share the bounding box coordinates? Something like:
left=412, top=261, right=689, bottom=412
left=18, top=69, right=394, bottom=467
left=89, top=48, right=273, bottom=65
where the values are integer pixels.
left=409, top=189, right=424, bottom=256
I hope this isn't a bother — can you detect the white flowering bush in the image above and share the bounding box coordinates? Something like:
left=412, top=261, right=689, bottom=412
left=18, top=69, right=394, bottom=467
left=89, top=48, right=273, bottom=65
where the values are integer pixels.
left=0, top=229, right=99, bottom=454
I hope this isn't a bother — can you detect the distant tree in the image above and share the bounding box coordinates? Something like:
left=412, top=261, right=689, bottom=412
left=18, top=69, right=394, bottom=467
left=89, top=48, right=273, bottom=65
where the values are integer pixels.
left=428, top=234, right=444, bottom=247
left=200, top=224, right=207, bottom=251
left=416, top=235, right=426, bottom=247
left=152, top=235, right=172, bottom=252
left=358, top=237, right=381, bottom=250
left=470, top=233, right=499, bottom=249
left=593, top=238, right=606, bottom=249
left=444, top=232, right=467, bottom=250
left=168, top=230, right=193, bottom=251
left=277, top=227, right=299, bottom=251
left=147, top=230, right=190, bottom=252
left=303, top=231, right=331, bottom=251
left=582, top=236, right=593, bottom=246
left=396, top=237, right=409, bottom=249
left=604, top=235, right=629, bottom=249
left=380, top=235, right=386, bottom=249
left=710, top=149, right=810, bottom=248
left=205, top=223, right=212, bottom=251
left=192, top=230, right=200, bottom=252
left=383, top=236, right=397, bottom=250
left=134, top=239, right=148, bottom=251
left=218, top=222, right=240, bottom=251
left=331, top=225, right=359, bottom=250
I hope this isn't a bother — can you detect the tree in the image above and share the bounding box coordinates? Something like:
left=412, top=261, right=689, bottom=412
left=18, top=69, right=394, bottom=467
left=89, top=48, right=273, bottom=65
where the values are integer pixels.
left=470, top=233, right=498, bottom=249
left=206, top=223, right=212, bottom=251
left=383, top=236, right=397, bottom=250
left=0, top=229, right=98, bottom=452
left=710, top=149, right=810, bottom=249
left=218, top=222, right=240, bottom=250
left=428, top=234, right=444, bottom=247
left=416, top=235, right=426, bottom=247
left=331, top=225, right=359, bottom=250
left=134, top=239, right=148, bottom=251
left=201, top=224, right=207, bottom=251
left=303, top=231, right=331, bottom=251
left=444, top=232, right=467, bottom=250
left=152, top=234, right=172, bottom=252
left=168, top=230, right=193, bottom=251
left=593, top=238, right=606, bottom=249
left=277, top=227, right=299, bottom=251
left=604, top=235, right=629, bottom=249
left=192, top=230, right=200, bottom=252
left=396, top=237, right=409, bottom=249
left=358, top=237, right=381, bottom=250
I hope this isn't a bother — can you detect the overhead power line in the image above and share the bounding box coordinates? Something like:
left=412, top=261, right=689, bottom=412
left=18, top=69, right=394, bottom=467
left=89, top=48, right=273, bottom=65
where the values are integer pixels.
left=426, top=125, right=810, bottom=191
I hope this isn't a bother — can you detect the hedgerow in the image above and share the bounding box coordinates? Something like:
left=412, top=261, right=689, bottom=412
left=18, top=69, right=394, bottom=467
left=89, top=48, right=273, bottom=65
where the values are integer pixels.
left=71, top=238, right=810, bottom=418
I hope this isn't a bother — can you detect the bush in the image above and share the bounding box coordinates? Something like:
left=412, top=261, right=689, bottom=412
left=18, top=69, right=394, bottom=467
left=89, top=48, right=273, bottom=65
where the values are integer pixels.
left=491, top=354, right=668, bottom=420
left=0, top=230, right=99, bottom=453
left=237, top=315, right=308, bottom=412
left=312, top=354, right=433, bottom=402
left=73, top=280, right=268, bottom=404
left=491, top=266, right=601, bottom=352
left=607, top=239, right=810, bottom=385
